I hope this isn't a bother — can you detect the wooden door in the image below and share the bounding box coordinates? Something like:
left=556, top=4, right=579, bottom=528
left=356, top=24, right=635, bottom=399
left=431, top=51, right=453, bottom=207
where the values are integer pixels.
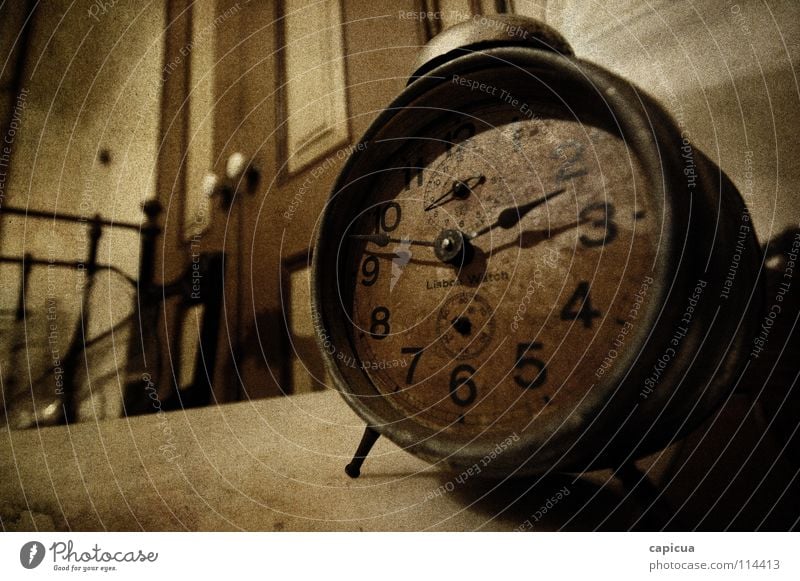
left=202, top=0, right=511, bottom=398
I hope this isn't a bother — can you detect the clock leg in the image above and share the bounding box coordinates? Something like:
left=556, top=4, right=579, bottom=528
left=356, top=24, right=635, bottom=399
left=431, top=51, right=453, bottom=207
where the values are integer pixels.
left=345, top=426, right=380, bottom=478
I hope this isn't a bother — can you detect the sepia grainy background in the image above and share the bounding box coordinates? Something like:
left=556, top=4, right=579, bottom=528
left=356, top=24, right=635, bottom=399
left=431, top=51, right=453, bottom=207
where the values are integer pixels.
left=0, top=0, right=798, bottom=531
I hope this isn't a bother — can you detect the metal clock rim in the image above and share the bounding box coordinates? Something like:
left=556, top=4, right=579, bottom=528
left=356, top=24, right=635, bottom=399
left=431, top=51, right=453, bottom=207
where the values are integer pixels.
left=313, top=46, right=703, bottom=475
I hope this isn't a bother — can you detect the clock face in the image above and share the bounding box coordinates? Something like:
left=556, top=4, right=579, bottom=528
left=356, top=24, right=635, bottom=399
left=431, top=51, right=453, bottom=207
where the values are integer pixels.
left=336, top=102, right=659, bottom=439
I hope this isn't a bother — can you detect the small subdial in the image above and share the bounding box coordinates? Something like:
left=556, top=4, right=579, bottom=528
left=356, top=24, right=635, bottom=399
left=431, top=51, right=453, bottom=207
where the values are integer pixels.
left=422, top=155, right=496, bottom=233
left=436, top=292, right=496, bottom=359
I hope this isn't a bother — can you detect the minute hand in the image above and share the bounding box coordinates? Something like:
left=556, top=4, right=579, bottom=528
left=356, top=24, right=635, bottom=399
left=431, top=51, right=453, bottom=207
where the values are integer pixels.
left=468, top=188, right=568, bottom=240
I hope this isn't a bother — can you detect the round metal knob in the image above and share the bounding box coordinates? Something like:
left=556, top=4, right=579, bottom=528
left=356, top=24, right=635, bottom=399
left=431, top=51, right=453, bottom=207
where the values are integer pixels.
left=434, top=228, right=472, bottom=265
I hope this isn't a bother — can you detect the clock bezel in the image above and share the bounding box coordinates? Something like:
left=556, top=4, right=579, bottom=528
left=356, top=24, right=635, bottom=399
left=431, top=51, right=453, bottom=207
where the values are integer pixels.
left=312, top=46, right=737, bottom=475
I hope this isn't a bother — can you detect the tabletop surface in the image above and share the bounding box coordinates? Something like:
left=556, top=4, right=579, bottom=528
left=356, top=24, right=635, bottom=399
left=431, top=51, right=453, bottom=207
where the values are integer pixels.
left=1, top=390, right=796, bottom=531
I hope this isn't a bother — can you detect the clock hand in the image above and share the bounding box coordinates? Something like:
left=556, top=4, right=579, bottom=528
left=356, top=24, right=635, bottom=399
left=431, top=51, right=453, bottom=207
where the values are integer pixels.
left=351, top=231, right=470, bottom=266
left=349, top=233, right=435, bottom=247
left=423, top=175, right=485, bottom=211
left=468, top=187, right=568, bottom=239
left=489, top=218, right=589, bottom=253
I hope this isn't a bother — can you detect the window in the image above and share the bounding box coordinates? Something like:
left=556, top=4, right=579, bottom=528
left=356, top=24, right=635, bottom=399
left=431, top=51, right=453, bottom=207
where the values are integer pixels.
left=279, top=0, right=349, bottom=175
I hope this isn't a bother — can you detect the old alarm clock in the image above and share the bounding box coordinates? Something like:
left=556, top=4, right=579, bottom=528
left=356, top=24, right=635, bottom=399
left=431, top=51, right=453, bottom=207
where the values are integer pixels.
left=311, top=15, right=763, bottom=477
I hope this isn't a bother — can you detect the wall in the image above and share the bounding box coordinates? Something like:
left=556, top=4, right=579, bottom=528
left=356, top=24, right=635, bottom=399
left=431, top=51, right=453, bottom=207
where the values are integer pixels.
left=535, top=0, right=800, bottom=240
left=2, top=0, right=797, bottom=416
left=0, top=0, right=166, bottom=424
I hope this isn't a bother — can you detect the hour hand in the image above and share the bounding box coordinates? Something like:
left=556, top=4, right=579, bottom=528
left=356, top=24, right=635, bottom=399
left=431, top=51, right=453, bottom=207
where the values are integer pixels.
left=349, top=233, right=434, bottom=247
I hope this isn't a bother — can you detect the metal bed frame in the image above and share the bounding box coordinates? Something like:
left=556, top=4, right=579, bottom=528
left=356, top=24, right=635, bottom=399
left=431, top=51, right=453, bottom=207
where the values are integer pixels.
left=0, top=200, right=224, bottom=424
